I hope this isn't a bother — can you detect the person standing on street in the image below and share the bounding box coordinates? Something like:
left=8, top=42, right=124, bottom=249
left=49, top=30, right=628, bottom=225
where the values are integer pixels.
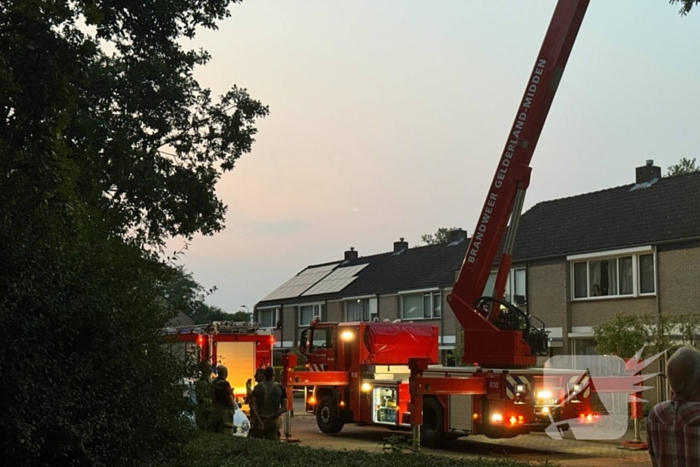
left=249, top=366, right=287, bottom=441
left=648, top=346, right=700, bottom=467
left=210, top=365, right=235, bottom=434
left=246, top=367, right=265, bottom=403
left=194, top=363, right=214, bottom=430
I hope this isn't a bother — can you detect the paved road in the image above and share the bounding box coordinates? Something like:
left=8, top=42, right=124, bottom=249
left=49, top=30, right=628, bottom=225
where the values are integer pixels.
left=285, top=401, right=651, bottom=467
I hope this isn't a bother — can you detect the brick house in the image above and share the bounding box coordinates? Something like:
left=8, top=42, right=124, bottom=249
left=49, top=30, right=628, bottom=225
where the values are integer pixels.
left=514, top=160, right=700, bottom=358
left=255, top=161, right=700, bottom=364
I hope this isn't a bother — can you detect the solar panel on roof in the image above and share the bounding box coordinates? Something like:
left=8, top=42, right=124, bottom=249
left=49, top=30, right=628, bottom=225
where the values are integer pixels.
left=260, top=263, right=337, bottom=301
left=302, top=264, right=369, bottom=296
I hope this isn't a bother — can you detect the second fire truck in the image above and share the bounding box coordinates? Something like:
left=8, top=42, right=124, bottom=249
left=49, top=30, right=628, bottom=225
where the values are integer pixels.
left=167, top=321, right=274, bottom=402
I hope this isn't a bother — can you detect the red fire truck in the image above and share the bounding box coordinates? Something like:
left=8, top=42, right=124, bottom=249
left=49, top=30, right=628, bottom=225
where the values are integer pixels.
left=282, top=320, right=596, bottom=441
left=167, top=321, right=274, bottom=401
left=282, top=0, right=646, bottom=445
left=285, top=321, right=440, bottom=434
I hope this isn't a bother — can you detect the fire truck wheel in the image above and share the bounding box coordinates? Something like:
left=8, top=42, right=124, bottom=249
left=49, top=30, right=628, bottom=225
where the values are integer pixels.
left=420, top=397, right=445, bottom=443
left=316, top=395, right=345, bottom=434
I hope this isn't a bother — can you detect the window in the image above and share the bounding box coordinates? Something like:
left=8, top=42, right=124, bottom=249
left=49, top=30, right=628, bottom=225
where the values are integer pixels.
left=571, top=252, right=655, bottom=299
left=513, top=269, right=527, bottom=305
left=258, top=308, right=278, bottom=329
left=433, top=293, right=441, bottom=318
left=482, top=269, right=527, bottom=305
left=573, top=338, right=598, bottom=356
left=639, top=254, right=655, bottom=294
left=299, top=304, right=325, bottom=326
left=310, top=327, right=333, bottom=351
left=401, top=291, right=441, bottom=320
left=346, top=299, right=370, bottom=321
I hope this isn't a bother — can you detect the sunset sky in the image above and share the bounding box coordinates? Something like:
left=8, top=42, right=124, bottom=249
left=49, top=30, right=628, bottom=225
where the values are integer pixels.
left=168, top=0, right=700, bottom=313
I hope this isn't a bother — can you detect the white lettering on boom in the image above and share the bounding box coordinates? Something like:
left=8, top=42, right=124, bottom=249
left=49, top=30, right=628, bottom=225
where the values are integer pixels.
left=466, top=58, right=547, bottom=265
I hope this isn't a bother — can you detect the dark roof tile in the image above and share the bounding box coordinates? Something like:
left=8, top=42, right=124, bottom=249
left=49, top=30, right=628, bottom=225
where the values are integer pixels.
left=514, top=172, right=700, bottom=260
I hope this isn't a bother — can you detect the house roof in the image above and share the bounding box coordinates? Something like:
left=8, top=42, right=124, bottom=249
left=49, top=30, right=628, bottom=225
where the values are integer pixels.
left=256, top=171, right=700, bottom=307
left=340, top=240, right=468, bottom=296
left=256, top=240, right=468, bottom=307
left=513, top=171, right=700, bottom=261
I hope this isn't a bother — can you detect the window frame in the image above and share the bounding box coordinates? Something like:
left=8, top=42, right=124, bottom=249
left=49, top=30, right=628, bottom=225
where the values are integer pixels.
left=569, top=247, right=656, bottom=301
left=344, top=298, right=370, bottom=322
left=257, top=307, right=279, bottom=329
left=399, top=289, right=441, bottom=320
left=298, top=303, right=325, bottom=327
left=483, top=268, right=527, bottom=305
left=638, top=253, right=656, bottom=296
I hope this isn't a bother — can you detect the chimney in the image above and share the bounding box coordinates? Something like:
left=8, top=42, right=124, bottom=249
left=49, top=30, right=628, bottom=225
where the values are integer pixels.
left=344, top=247, right=358, bottom=261
left=393, top=237, right=408, bottom=253
left=448, top=228, right=468, bottom=243
left=636, top=159, right=661, bottom=184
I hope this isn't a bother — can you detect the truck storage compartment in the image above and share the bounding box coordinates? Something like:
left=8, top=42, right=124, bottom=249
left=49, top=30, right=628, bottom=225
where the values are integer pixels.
left=371, top=385, right=399, bottom=425
left=362, top=322, right=438, bottom=364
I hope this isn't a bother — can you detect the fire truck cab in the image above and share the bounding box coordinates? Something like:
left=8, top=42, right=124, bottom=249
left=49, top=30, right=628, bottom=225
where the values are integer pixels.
left=292, top=320, right=438, bottom=434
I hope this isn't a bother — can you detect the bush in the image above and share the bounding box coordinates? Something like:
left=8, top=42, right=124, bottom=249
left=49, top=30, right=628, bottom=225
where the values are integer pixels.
left=0, top=214, right=194, bottom=466
left=170, top=432, right=555, bottom=467
left=594, top=312, right=700, bottom=359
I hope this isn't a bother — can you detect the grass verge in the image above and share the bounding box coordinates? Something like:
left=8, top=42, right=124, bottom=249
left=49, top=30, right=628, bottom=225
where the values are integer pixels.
left=168, top=432, right=558, bottom=467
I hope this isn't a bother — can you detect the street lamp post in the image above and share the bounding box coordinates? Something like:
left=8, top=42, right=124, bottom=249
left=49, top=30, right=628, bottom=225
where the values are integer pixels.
left=240, top=305, right=251, bottom=323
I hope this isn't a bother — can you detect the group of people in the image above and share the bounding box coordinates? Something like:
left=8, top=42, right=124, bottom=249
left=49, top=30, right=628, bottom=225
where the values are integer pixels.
left=204, top=363, right=287, bottom=441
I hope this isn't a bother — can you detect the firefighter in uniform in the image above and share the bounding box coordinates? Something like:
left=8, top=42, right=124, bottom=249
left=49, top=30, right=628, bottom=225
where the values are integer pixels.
left=194, top=363, right=214, bottom=430
left=249, top=366, right=287, bottom=440
left=210, top=365, right=235, bottom=434
left=246, top=368, right=265, bottom=403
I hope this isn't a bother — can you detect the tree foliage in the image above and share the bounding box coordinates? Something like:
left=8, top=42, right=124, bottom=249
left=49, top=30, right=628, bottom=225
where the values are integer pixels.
left=163, top=265, right=235, bottom=324
left=0, top=0, right=267, bottom=465
left=421, top=227, right=462, bottom=245
left=670, top=0, right=700, bottom=15
left=594, top=312, right=700, bottom=359
left=593, top=314, right=651, bottom=359
left=1, top=0, right=268, bottom=247
left=666, top=157, right=699, bottom=177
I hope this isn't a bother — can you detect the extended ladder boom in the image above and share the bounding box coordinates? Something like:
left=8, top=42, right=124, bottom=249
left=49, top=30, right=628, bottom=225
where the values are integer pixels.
left=449, top=0, right=589, bottom=367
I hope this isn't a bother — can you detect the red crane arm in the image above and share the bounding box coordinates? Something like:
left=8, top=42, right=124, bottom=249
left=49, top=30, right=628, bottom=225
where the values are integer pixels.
left=448, top=0, right=589, bottom=367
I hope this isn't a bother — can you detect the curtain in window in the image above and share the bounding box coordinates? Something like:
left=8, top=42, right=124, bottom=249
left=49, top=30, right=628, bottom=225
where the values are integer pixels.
left=346, top=300, right=368, bottom=321
left=588, top=260, right=618, bottom=296
left=619, top=257, right=633, bottom=295
left=606, top=260, right=618, bottom=296
left=299, top=306, right=314, bottom=326
left=589, top=261, right=603, bottom=295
